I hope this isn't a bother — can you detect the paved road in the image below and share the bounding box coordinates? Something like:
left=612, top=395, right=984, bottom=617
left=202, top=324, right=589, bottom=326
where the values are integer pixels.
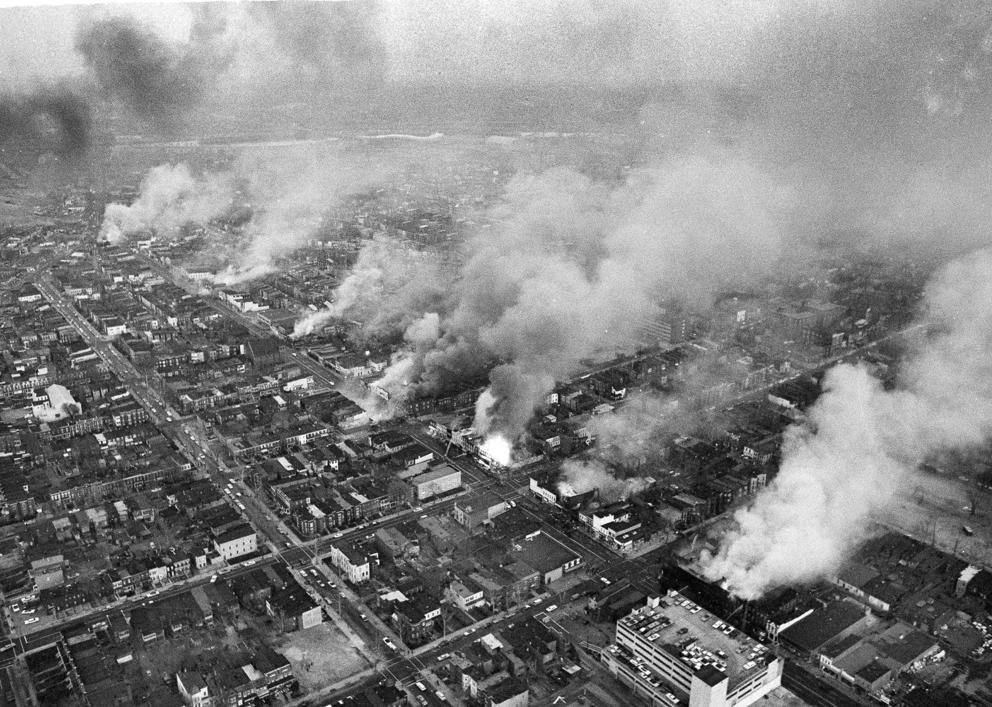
left=117, top=260, right=927, bottom=705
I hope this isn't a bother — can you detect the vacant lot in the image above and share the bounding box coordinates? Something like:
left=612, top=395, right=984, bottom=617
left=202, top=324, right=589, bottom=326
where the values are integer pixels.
left=876, top=472, right=992, bottom=567
left=273, top=622, right=371, bottom=692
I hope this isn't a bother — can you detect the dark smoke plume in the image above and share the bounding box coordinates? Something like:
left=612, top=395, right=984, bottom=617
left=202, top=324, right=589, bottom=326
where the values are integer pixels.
left=75, top=12, right=230, bottom=129
left=0, top=86, right=91, bottom=160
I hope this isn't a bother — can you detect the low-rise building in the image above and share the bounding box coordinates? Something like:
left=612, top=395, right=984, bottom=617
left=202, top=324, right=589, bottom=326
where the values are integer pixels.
left=329, top=542, right=371, bottom=584
left=410, top=464, right=461, bottom=502
left=213, top=524, right=258, bottom=562
left=454, top=491, right=509, bottom=530
left=508, top=531, right=583, bottom=586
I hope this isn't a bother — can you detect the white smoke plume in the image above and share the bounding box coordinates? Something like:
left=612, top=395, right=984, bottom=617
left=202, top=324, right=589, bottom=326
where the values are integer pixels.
left=332, top=155, right=794, bottom=447
left=367, top=312, right=442, bottom=406
left=700, top=248, right=992, bottom=599
left=456, top=156, right=793, bottom=441
left=100, top=163, right=234, bottom=243
left=291, top=237, right=444, bottom=338
left=216, top=144, right=395, bottom=284
left=559, top=458, right=653, bottom=504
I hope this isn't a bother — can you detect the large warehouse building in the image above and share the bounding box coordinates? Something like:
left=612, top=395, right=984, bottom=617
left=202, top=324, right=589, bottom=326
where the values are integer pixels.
left=602, top=591, right=783, bottom=707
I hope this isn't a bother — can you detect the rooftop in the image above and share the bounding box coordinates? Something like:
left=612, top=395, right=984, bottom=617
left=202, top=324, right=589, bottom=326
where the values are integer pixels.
left=509, top=531, right=579, bottom=575
left=779, top=600, right=866, bottom=654
left=619, top=591, right=775, bottom=688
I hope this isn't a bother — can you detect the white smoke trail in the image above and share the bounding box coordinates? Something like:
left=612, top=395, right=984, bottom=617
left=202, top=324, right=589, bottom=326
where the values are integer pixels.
left=700, top=248, right=992, bottom=599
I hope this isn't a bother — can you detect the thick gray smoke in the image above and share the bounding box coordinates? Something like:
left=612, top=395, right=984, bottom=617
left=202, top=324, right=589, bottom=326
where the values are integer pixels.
left=700, top=248, right=992, bottom=599
left=75, top=11, right=231, bottom=129
left=357, top=155, right=794, bottom=443
left=100, top=164, right=234, bottom=243
left=0, top=86, right=91, bottom=160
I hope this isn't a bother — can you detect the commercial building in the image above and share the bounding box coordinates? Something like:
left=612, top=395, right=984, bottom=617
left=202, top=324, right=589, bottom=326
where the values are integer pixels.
left=508, top=531, right=583, bottom=586
left=602, top=592, right=783, bottom=707
left=411, top=464, right=461, bottom=502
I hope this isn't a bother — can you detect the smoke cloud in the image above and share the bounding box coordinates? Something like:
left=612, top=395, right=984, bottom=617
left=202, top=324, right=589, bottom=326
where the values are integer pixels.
left=377, top=155, right=796, bottom=442
left=700, top=248, right=992, bottom=599
left=586, top=394, right=682, bottom=467
left=559, top=458, right=653, bottom=504
left=0, top=86, right=91, bottom=160
left=100, top=163, right=234, bottom=243
left=292, top=236, right=445, bottom=338
left=75, top=11, right=232, bottom=130
left=217, top=144, right=398, bottom=283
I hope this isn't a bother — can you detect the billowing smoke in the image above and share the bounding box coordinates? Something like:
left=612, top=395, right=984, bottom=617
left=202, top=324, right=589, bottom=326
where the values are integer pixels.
left=291, top=236, right=445, bottom=338
left=100, top=163, right=234, bottom=243
left=700, top=248, right=992, bottom=599
left=428, top=156, right=791, bottom=441
left=0, top=86, right=91, bottom=160
left=373, top=313, right=442, bottom=395
left=331, top=156, right=793, bottom=443
left=217, top=144, right=397, bottom=283
left=559, top=458, right=653, bottom=504
left=75, top=11, right=231, bottom=129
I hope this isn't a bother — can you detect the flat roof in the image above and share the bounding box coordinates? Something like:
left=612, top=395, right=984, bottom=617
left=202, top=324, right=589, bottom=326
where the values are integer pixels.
left=620, top=591, right=775, bottom=689
left=412, top=464, right=459, bottom=483
left=779, top=600, right=865, bottom=653
left=510, top=531, right=579, bottom=575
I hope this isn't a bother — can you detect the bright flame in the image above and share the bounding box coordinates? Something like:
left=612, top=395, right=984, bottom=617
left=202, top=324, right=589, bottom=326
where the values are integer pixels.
left=480, top=435, right=512, bottom=466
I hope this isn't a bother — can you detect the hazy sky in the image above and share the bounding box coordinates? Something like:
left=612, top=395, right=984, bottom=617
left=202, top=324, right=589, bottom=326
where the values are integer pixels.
left=0, top=1, right=813, bottom=92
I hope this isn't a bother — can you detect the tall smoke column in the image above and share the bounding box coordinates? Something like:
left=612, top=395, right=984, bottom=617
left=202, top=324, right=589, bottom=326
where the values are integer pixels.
left=100, top=163, right=234, bottom=243
left=700, top=248, right=992, bottom=599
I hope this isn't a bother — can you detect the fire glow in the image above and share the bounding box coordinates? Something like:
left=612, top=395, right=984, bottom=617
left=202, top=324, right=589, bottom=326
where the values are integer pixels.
left=480, top=435, right=512, bottom=467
